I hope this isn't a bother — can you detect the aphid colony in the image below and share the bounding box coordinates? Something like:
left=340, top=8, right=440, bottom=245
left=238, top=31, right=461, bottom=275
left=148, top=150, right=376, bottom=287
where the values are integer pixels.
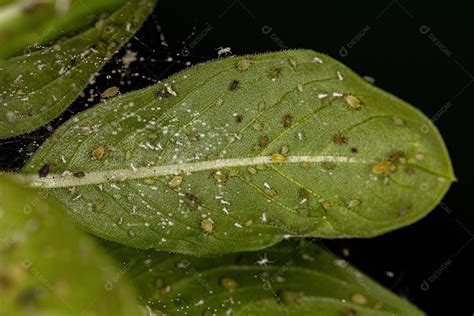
left=34, top=53, right=420, bottom=239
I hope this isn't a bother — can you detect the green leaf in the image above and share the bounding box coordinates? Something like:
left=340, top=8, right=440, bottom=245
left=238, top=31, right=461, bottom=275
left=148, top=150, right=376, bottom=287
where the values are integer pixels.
left=0, top=0, right=128, bottom=59
left=0, top=0, right=156, bottom=138
left=0, top=176, right=145, bottom=315
left=18, top=50, right=454, bottom=256
left=106, top=240, right=424, bottom=315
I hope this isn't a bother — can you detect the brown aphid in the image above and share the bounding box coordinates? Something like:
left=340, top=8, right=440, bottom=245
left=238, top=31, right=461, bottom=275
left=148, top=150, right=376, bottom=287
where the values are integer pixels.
left=93, top=199, right=105, bottom=212
left=322, top=161, right=337, bottom=170
left=404, top=167, right=416, bottom=175
left=372, top=160, right=395, bottom=175
left=342, top=309, right=358, bottom=316
left=38, top=164, right=50, bottom=178
left=268, top=67, right=282, bottom=79
left=298, top=188, right=310, bottom=201
left=388, top=151, right=405, bottom=164
left=333, top=134, right=348, bottom=145
left=234, top=114, right=243, bottom=123
left=373, top=302, right=384, bottom=310
left=229, top=80, right=240, bottom=91
left=73, top=171, right=85, bottom=178
left=187, top=131, right=200, bottom=142
left=91, top=146, right=105, bottom=160
left=351, top=147, right=359, bottom=154
left=321, top=200, right=332, bottom=210
left=281, top=114, right=293, bottom=128
left=201, top=218, right=214, bottom=233
left=259, top=135, right=269, bottom=147
left=186, top=192, right=199, bottom=211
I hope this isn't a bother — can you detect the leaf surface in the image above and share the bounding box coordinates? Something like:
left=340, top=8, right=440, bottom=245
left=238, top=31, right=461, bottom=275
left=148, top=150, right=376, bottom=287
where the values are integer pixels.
left=20, top=50, right=454, bottom=256
left=0, top=176, right=145, bottom=315
left=107, top=240, right=424, bottom=315
left=0, top=0, right=156, bottom=138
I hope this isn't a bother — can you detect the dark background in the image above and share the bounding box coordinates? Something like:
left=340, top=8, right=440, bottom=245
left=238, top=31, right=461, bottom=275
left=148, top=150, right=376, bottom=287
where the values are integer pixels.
left=1, top=1, right=472, bottom=314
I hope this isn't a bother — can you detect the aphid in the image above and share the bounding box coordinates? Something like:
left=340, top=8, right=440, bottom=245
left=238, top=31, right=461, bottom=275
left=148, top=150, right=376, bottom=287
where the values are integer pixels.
left=73, top=171, right=85, bottom=178
left=215, top=98, right=224, bottom=107
left=252, top=121, right=263, bottom=131
left=259, top=135, right=269, bottom=147
left=234, top=114, right=243, bottom=123
left=216, top=46, right=232, bottom=57
left=297, top=83, right=304, bottom=92
left=347, top=199, right=361, bottom=209
left=278, top=290, right=303, bottom=305
left=322, top=200, right=333, bottom=210
left=38, top=164, right=50, bottom=177
left=345, top=95, right=362, bottom=109
left=186, top=131, right=200, bottom=142
left=220, top=277, right=239, bottom=289
left=128, top=229, right=136, bottom=238
left=91, top=146, right=105, bottom=160
left=236, top=59, right=251, bottom=71
left=271, top=153, right=286, bottom=162
left=298, top=208, right=309, bottom=217
left=322, top=161, right=337, bottom=170
left=229, top=80, right=240, bottom=91
left=213, top=171, right=228, bottom=183
left=93, top=199, right=105, bottom=212
left=185, top=192, right=199, bottom=211
left=351, top=147, right=359, bottom=154
left=287, top=56, right=297, bottom=67
left=298, top=188, right=309, bottom=202
left=342, top=309, right=357, bottom=316
left=281, top=114, right=292, bottom=128
left=101, top=86, right=119, bottom=99
left=248, top=167, right=257, bottom=175
left=388, top=151, right=405, bottom=164
left=392, top=116, right=405, bottom=125
left=280, top=144, right=289, bottom=155
left=371, top=160, right=395, bottom=175
left=351, top=293, right=368, bottom=305
left=201, top=218, right=214, bottom=233
left=268, top=67, right=282, bottom=79
left=168, top=175, right=183, bottom=188
left=333, top=134, right=348, bottom=145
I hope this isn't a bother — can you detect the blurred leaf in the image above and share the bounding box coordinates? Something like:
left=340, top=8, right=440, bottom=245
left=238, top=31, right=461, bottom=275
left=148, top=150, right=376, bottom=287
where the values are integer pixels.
left=0, top=0, right=156, bottom=138
left=19, top=50, right=454, bottom=256
left=107, top=240, right=424, bottom=315
left=0, top=0, right=128, bottom=58
left=0, top=176, right=145, bottom=315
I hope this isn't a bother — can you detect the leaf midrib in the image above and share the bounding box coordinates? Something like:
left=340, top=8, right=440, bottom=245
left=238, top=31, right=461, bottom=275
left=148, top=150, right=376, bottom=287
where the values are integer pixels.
left=15, top=155, right=375, bottom=188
